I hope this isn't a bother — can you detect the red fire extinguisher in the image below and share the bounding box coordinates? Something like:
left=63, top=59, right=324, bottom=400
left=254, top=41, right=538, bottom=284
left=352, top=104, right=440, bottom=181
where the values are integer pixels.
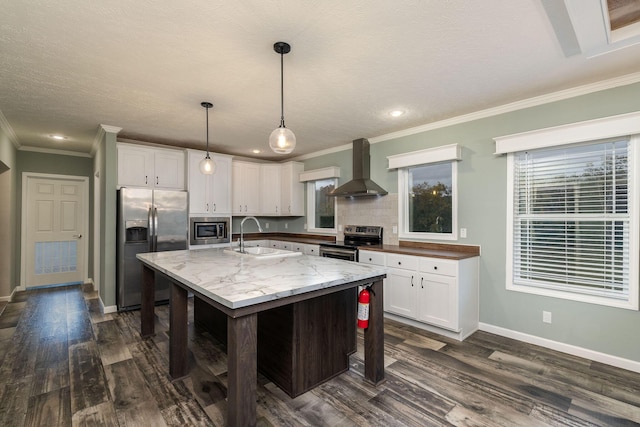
left=357, top=288, right=370, bottom=329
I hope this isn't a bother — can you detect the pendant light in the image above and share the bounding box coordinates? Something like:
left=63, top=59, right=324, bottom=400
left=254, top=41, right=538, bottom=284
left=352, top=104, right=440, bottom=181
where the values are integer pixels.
left=269, top=42, right=296, bottom=154
left=199, top=101, right=215, bottom=175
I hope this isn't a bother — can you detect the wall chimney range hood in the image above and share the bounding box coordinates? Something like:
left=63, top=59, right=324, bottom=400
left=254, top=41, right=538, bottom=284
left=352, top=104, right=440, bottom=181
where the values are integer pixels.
left=329, top=138, right=388, bottom=197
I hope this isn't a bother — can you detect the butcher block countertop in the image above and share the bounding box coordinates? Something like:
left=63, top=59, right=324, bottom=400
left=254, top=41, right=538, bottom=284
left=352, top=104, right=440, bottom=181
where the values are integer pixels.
left=363, top=241, right=480, bottom=260
left=239, top=233, right=480, bottom=260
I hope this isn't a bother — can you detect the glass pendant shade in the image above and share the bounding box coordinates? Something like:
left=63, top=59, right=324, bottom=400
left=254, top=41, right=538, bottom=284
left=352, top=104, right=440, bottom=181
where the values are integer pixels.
left=269, top=126, right=296, bottom=154
left=199, top=154, right=215, bottom=174
left=270, top=42, right=295, bottom=155
left=200, top=101, right=215, bottom=175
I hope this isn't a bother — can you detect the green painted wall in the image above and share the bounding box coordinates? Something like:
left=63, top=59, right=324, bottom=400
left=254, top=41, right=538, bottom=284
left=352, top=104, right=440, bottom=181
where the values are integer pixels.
left=303, top=81, right=640, bottom=363
left=16, top=151, right=95, bottom=288
left=0, top=127, right=17, bottom=298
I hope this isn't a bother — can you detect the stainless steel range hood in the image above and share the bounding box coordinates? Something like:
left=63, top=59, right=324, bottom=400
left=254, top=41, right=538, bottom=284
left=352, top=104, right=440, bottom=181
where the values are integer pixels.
left=329, top=138, right=388, bottom=197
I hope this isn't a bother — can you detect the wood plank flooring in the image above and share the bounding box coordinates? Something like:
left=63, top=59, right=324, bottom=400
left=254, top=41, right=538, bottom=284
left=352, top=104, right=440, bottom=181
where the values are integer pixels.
left=0, top=284, right=639, bottom=426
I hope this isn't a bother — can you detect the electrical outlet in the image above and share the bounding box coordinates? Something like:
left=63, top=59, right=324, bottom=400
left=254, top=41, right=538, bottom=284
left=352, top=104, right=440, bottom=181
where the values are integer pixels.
left=460, top=228, right=467, bottom=238
left=392, top=225, right=398, bottom=234
left=543, top=311, right=552, bottom=324
left=285, top=223, right=288, bottom=229
left=338, top=224, right=343, bottom=232
left=265, top=222, right=270, bottom=229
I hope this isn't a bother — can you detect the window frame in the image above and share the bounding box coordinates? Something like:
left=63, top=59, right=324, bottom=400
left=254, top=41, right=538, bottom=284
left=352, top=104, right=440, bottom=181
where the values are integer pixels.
left=306, top=178, right=337, bottom=234
left=506, top=136, right=639, bottom=310
left=398, top=160, right=458, bottom=241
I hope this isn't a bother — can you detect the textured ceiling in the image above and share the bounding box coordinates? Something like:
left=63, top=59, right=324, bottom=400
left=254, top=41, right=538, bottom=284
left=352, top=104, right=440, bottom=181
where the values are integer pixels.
left=2, top=0, right=640, bottom=160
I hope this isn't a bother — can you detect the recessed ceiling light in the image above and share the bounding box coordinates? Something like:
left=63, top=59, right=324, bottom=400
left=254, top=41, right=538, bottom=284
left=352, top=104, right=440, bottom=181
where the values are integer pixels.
left=50, top=134, right=67, bottom=140
left=252, top=149, right=261, bottom=154
left=389, top=110, right=404, bottom=117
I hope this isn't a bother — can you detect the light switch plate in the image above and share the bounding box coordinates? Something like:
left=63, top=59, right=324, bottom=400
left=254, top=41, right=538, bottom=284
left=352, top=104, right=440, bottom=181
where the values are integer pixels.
left=460, top=228, right=467, bottom=238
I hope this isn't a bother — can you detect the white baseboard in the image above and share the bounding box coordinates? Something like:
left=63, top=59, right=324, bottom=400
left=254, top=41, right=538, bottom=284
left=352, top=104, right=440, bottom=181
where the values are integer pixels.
left=479, top=322, right=640, bottom=374
left=0, top=287, right=18, bottom=302
left=101, top=299, right=118, bottom=314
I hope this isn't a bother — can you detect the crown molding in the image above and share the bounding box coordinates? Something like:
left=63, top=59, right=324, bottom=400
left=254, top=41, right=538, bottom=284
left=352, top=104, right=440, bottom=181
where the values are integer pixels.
left=0, top=109, right=20, bottom=149
left=91, top=124, right=122, bottom=156
left=369, top=72, right=640, bottom=145
left=18, top=145, right=93, bottom=158
left=297, top=72, right=640, bottom=161
left=291, top=142, right=352, bottom=161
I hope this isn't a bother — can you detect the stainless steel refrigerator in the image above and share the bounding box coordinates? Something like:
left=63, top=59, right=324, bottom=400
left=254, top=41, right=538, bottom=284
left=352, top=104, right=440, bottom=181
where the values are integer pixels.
left=117, top=187, right=188, bottom=311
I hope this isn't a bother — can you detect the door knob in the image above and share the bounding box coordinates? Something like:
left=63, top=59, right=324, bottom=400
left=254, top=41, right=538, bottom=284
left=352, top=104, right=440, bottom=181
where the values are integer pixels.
left=73, top=234, right=83, bottom=239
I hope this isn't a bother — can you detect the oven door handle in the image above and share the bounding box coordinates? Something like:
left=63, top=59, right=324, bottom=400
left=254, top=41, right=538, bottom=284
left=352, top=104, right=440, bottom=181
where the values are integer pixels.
left=320, top=247, right=354, bottom=256
left=319, top=247, right=358, bottom=261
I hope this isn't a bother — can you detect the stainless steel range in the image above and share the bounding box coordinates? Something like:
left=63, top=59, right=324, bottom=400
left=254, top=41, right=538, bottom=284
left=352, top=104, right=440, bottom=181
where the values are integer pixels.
left=319, top=225, right=383, bottom=262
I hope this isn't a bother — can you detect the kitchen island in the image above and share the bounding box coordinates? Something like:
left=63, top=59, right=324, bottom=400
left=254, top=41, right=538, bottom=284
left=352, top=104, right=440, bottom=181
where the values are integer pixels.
left=136, top=248, right=386, bottom=427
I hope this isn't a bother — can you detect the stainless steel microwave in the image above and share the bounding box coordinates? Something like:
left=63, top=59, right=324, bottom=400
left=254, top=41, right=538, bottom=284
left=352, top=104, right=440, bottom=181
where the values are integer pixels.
left=189, top=217, right=230, bottom=246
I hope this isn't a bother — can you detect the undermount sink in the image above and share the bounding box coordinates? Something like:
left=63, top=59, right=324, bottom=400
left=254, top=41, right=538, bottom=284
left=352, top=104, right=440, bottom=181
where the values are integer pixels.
left=226, top=246, right=303, bottom=259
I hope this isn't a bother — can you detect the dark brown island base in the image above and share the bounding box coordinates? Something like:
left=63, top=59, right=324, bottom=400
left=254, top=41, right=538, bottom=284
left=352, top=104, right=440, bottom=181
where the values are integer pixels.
left=137, top=248, right=387, bottom=427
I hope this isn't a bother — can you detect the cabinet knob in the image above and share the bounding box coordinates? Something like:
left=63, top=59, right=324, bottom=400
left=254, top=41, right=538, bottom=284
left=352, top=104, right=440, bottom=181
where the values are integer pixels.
left=369, top=258, right=372, bottom=261
left=398, top=261, right=401, bottom=265
left=434, top=266, right=438, bottom=270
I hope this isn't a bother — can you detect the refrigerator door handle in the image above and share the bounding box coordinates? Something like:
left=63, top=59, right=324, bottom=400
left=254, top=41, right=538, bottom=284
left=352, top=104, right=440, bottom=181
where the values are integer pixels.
left=153, top=207, right=159, bottom=251
left=147, top=207, right=154, bottom=252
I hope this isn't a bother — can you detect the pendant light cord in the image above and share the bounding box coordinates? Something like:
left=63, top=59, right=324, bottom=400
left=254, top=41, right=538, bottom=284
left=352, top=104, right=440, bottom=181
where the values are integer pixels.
left=205, top=104, right=210, bottom=158
left=280, top=51, right=285, bottom=128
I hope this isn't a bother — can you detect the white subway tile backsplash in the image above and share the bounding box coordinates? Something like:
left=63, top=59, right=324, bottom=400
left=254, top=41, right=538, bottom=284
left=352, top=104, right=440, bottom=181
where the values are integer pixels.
left=337, top=194, right=399, bottom=245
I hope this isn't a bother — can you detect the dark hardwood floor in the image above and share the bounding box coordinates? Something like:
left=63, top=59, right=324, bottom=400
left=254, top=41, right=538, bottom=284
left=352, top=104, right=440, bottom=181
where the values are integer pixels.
left=0, top=284, right=639, bottom=426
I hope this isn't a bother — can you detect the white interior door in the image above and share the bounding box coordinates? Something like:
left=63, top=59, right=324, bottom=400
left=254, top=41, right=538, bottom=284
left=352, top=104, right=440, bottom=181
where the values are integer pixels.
left=23, top=174, right=88, bottom=288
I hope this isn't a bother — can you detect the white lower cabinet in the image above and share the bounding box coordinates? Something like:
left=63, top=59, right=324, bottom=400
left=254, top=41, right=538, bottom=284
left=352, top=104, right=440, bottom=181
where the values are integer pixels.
left=386, top=268, right=417, bottom=318
left=293, top=242, right=318, bottom=255
left=267, top=241, right=319, bottom=255
left=360, top=249, right=479, bottom=341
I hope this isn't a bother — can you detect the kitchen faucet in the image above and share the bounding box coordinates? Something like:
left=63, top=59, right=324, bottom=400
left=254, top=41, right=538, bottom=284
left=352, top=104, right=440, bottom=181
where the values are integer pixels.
left=239, top=216, right=263, bottom=253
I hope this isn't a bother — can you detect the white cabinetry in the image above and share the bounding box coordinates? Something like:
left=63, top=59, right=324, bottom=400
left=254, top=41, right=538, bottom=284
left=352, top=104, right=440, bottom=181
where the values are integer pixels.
left=363, top=249, right=479, bottom=341
left=291, top=242, right=319, bottom=255
left=268, top=240, right=319, bottom=255
left=187, top=150, right=232, bottom=215
left=117, top=143, right=184, bottom=189
left=232, top=161, right=260, bottom=215
left=232, top=160, right=304, bottom=217
left=359, top=250, right=388, bottom=310
left=260, top=164, right=282, bottom=215
left=280, top=162, right=304, bottom=216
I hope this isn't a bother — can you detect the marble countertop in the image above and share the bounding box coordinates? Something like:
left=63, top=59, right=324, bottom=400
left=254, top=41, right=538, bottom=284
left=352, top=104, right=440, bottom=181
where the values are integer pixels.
left=137, top=248, right=387, bottom=310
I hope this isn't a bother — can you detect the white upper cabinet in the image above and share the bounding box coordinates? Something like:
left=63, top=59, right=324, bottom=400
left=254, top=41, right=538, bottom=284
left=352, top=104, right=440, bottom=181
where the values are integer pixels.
left=280, top=162, right=304, bottom=216
left=232, top=161, right=260, bottom=215
left=232, top=160, right=305, bottom=217
left=260, top=164, right=282, bottom=215
left=187, top=150, right=232, bottom=215
left=117, top=143, right=185, bottom=190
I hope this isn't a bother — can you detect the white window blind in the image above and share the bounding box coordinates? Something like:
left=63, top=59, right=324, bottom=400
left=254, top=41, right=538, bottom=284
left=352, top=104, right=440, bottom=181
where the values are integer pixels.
left=512, top=138, right=631, bottom=300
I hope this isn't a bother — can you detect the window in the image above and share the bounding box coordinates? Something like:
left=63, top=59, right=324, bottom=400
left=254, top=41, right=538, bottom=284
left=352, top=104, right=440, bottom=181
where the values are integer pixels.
left=389, top=144, right=461, bottom=241
left=399, top=161, right=457, bottom=240
left=306, top=178, right=337, bottom=233
left=507, top=137, right=638, bottom=309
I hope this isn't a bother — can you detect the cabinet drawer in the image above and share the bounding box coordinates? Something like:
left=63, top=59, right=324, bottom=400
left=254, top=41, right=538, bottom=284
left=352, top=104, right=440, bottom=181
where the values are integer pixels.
left=359, top=251, right=385, bottom=266
left=386, top=253, right=417, bottom=270
left=419, top=258, right=457, bottom=277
